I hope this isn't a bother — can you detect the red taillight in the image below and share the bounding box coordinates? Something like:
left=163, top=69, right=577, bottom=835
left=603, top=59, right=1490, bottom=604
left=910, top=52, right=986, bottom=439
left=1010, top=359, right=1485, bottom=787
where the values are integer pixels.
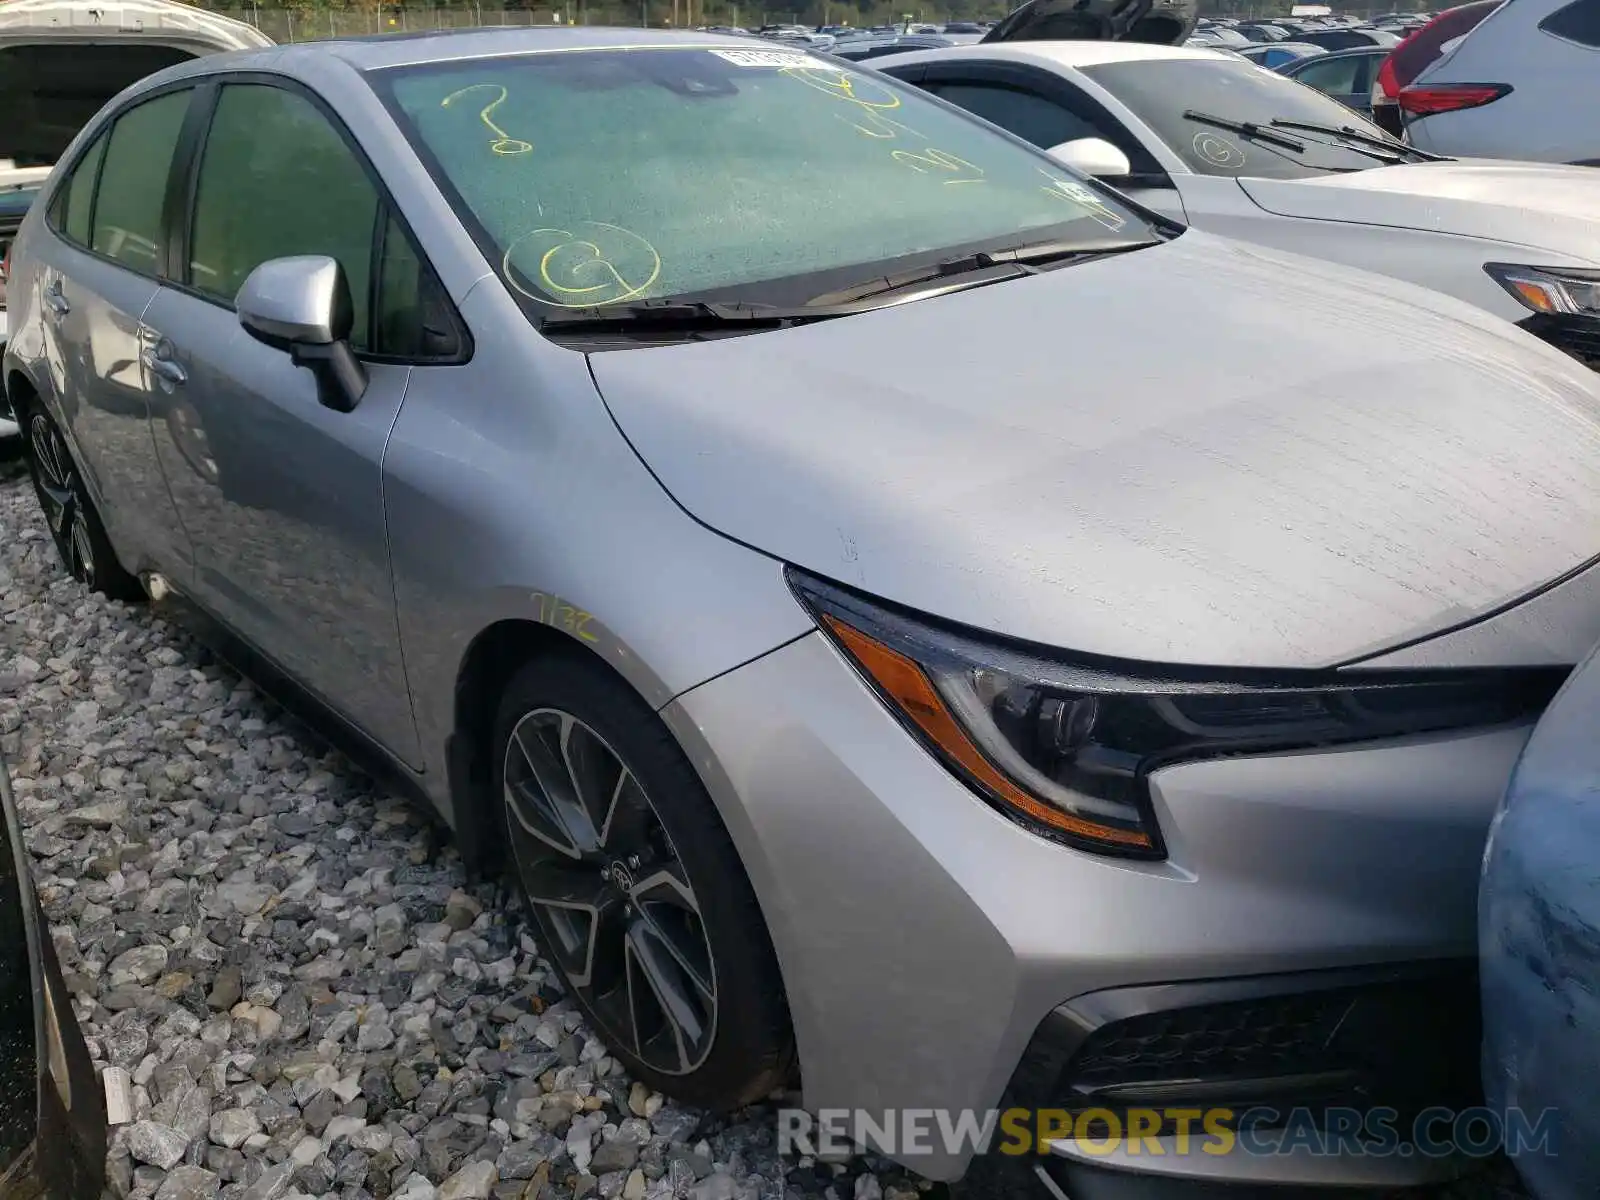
left=1374, top=56, right=1399, bottom=102
left=1397, top=81, right=1511, bottom=116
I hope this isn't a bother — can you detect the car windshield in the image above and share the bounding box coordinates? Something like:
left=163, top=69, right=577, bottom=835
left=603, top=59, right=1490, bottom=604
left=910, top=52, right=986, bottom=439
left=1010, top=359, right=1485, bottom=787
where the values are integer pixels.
left=1081, top=58, right=1396, bottom=179
left=373, top=46, right=1159, bottom=311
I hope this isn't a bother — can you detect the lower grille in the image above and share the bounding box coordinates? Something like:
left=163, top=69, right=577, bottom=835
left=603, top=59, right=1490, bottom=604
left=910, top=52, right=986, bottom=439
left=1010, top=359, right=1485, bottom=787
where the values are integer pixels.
left=1521, top=312, right=1600, bottom=370
left=1067, top=989, right=1349, bottom=1090
left=1003, top=963, right=1482, bottom=1140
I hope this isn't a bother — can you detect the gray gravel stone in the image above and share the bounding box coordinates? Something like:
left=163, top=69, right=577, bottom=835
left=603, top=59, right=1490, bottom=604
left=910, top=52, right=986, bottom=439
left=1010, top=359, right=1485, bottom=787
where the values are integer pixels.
left=155, top=1165, right=220, bottom=1200
left=127, top=1121, right=191, bottom=1170
left=209, top=1109, right=262, bottom=1150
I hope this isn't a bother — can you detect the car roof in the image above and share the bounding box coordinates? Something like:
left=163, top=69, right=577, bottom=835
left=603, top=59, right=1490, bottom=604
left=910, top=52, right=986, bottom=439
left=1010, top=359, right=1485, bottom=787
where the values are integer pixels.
left=872, top=39, right=1235, bottom=71
left=1286, top=43, right=1391, bottom=60
left=144, top=25, right=779, bottom=82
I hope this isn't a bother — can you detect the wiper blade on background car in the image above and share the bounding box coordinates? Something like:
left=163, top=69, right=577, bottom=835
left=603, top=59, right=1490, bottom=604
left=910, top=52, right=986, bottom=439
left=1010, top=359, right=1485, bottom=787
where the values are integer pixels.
left=1182, top=110, right=1307, bottom=153
left=806, top=238, right=1160, bottom=307
left=1267, top=119, right=1450, bottom=163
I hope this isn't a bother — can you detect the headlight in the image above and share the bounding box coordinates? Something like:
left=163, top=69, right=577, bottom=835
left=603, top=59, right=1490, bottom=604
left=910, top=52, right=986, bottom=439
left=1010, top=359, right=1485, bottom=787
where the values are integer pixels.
left=1485, top=263, right=1600, bottom=318
left=789, top=569, right=1565, bottom=860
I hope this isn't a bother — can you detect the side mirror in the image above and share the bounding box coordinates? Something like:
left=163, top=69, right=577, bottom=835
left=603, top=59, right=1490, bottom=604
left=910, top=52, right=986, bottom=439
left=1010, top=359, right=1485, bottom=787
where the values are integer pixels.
left=1045, top=137, right=1134, bottom=180
left=236, top=255, right=367, bottom=413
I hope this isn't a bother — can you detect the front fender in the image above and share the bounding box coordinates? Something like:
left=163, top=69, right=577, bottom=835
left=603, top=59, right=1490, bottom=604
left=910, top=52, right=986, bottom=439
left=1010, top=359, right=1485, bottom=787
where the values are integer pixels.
left=381, top=281, right=814, bottom=817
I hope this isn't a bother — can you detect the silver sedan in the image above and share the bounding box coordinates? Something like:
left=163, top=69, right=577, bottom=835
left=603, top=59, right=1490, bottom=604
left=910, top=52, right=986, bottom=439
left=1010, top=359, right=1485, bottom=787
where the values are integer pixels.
left=7, top=26, right=1600, bottom=1192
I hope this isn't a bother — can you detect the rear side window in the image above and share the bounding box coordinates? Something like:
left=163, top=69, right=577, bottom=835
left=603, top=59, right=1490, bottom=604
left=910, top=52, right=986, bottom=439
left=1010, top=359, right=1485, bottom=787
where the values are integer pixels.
left=188, top=83, right=379, bottom=348
left=1540, top=0, right=1600, bottom=45
left=91, top=89, right=192, bottom=275
left=53, top=134, right=108, bottom=247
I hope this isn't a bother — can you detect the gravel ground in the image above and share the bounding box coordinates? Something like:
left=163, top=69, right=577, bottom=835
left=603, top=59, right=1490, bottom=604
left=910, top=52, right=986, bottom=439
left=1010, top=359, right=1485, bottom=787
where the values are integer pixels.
left=0, top=459, right=930, bottom=1200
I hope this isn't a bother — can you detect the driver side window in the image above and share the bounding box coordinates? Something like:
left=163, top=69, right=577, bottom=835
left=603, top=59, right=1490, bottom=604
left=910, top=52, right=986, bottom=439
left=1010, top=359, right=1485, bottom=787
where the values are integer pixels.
left=189, top=82, right=379, bottom=348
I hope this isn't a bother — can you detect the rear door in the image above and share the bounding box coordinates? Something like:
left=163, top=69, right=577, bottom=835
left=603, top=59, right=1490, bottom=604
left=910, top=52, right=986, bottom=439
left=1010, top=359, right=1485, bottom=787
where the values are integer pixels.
left=30, top=85, right=198, bottom=583
left=140, top=75, right=450, bottom=768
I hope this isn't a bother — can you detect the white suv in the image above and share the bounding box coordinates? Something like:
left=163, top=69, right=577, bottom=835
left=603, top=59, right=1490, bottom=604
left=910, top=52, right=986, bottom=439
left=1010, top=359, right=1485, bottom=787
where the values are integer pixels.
left=1402, top=0, right=1600, bottom=163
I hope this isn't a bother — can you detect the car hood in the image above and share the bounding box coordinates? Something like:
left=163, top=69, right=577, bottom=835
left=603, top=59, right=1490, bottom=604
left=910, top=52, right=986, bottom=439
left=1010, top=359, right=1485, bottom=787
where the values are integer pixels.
left=1238, top=161, right=1600, bottom=262
left=589, top=231, right=1600, bottom=669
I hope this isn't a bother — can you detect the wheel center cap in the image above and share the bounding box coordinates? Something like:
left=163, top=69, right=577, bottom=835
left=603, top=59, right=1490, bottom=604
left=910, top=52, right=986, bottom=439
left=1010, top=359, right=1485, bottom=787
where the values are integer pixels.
left=608, top=861, right=634, bottom=893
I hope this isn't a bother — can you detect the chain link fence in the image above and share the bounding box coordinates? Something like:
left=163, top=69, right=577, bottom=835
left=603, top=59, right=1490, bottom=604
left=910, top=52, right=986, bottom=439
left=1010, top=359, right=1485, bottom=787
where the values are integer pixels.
left=215, top=4, right=866, bottom=41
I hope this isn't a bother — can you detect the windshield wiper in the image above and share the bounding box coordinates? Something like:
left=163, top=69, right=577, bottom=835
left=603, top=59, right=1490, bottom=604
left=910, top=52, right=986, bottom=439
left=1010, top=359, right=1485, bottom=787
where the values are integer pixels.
left=538, top=299, right=854, bottom=334
left=807, top=238, right=1159, bottom=306
left=1182, top=110, right=1307, bottom=153
left=540, top=240, right=1159, bottom=332
left=1267, top=119, right=1450, bottom=164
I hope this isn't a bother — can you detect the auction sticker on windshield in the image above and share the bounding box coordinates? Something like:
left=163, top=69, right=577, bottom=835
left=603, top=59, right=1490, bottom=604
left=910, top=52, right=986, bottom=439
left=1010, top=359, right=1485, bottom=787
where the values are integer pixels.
left=710, top=48, right=819, bottom=68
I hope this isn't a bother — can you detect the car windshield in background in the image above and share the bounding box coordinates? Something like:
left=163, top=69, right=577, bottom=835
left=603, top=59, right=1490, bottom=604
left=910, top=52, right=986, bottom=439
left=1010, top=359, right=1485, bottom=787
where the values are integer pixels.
left=1082, top=58, right=1397, bottom=179
left=372, top=47, right=1159, bottom=312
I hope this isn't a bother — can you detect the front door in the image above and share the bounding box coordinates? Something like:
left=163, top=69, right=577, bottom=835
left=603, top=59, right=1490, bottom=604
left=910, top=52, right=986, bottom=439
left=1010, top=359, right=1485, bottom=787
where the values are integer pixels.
left=143, top=78, right=425, bottom=767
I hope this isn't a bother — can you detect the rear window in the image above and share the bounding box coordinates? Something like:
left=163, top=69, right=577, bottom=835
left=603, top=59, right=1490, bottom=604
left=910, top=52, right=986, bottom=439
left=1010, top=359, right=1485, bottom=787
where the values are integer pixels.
left=1081, top=58, right=1393, bottom=179
left=0, top=44, right=195, bottom=167
left=1540, top=0, right=1600, bottom=45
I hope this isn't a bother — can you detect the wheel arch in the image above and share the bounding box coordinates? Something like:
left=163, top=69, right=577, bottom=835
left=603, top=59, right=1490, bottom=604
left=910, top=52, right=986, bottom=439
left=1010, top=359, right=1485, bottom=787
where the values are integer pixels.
left=5, top=368, right=39, bottom=420
left=447, top=617, right=583, bottom=878
left=443, top=614, right=805, bottom=1093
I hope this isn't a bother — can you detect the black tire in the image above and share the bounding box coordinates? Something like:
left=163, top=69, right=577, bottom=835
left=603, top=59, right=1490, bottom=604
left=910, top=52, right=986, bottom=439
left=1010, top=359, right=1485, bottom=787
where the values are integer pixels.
left=20, top=402, right=144, bottom=603
left=492, top=651, right=794, bottom=1110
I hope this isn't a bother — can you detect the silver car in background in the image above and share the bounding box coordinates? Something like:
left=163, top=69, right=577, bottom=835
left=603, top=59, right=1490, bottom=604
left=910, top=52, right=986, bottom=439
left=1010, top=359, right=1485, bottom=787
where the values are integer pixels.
left=7, top=27, right=1600, bottom=1192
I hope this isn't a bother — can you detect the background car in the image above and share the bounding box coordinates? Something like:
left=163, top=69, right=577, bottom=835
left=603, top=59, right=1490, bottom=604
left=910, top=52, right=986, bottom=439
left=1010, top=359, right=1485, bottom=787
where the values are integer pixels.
left=1237, top=41, right=1328, bottom=68
left=1402, top=0, right=1600, bottom=163
left=1294, top=25, right=1401, bottom=49
left=0, top=177, right=42, bottom=439
left=0, top=747, right=107, bottom=1200
left=982, top=0, right=1201, bottom=46
left=869, top=40, right=1600, bottom=353
left=1277, top=44, right=1391, bottom=114
left=829, top=33, right=953, bottom=61
left=0, top=0, right=272, bottom=173
left=1370, top=0, right=1501, bottom=136
left=1481, top=636, right=1600, bottom=1200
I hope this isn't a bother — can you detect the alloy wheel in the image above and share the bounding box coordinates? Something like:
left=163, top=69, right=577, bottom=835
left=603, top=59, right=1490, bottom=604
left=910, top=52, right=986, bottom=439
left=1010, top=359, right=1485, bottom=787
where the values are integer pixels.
left=28, top=414, right=95, bottom=584
left=503, top=708, right=718, bottom=1075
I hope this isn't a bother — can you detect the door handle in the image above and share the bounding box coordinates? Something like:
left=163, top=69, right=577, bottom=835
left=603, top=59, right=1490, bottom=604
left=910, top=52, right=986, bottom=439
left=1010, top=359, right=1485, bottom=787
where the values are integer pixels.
left=139, top=347, right=187, bottom=385
left=43, top=283, right=69, bottom=317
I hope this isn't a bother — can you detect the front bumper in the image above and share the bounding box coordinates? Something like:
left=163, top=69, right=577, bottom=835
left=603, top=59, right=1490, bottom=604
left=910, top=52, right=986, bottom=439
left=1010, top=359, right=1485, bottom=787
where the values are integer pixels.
left=664, top=630, right=1530, bottom=1183
left=1518, top=312, right=1600, bottom=373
